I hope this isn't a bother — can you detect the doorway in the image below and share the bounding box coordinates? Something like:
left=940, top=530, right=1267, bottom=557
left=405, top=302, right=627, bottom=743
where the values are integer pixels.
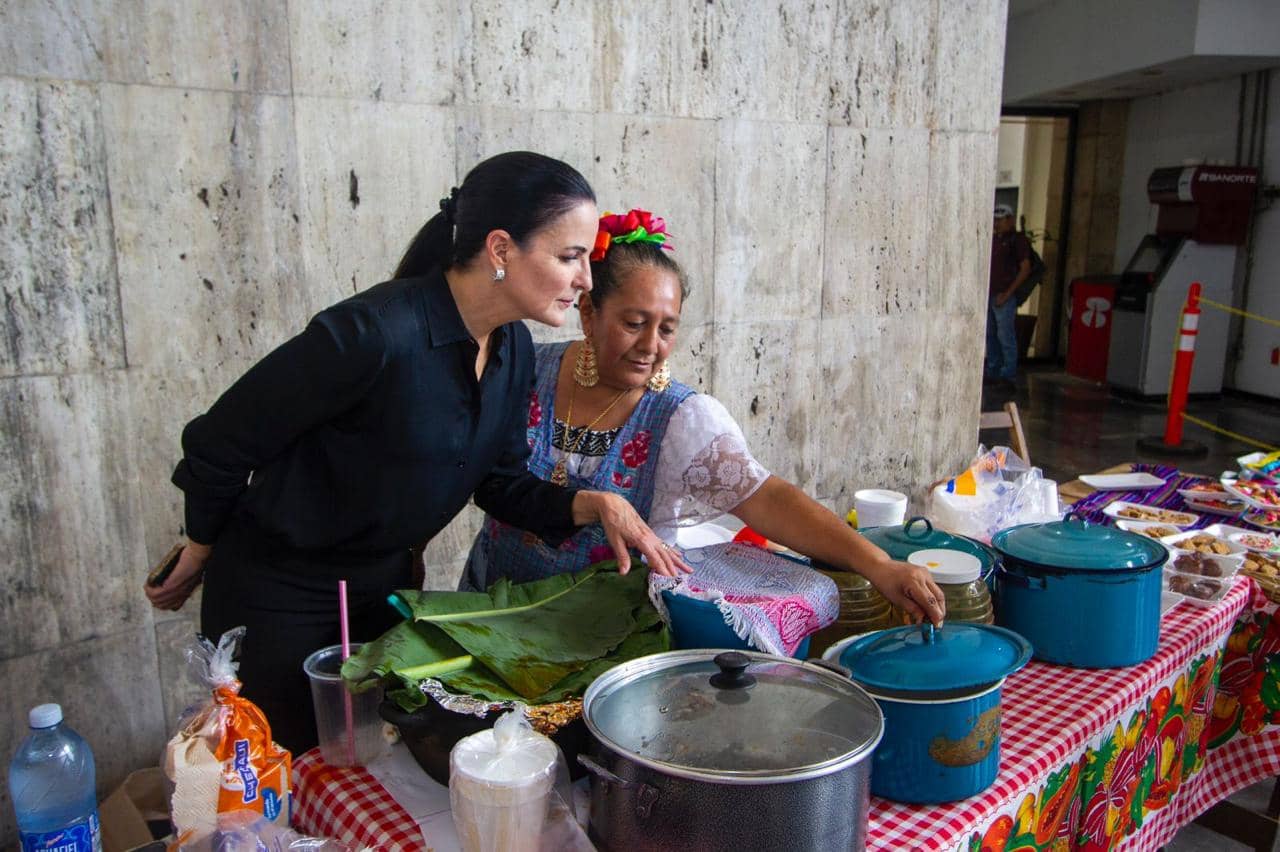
left=995, top=111, right=1076, bottom=362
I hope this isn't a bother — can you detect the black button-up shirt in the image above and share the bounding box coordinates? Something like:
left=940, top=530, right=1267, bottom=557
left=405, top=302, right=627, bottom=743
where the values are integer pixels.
left=172, top=270, right=579, bottom=555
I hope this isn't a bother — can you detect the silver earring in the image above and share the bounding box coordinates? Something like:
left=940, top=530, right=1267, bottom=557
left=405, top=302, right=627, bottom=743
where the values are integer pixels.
left=492, top=268, right=505, bottom=281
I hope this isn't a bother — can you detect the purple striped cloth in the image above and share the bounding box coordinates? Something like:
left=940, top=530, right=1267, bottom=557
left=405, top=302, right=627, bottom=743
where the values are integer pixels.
left=1068, top=463, right=1227, bottom=531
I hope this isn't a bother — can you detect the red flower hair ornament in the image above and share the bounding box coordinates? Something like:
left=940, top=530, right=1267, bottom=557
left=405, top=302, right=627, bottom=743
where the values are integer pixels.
left=590, top=208, right=675, bottom=262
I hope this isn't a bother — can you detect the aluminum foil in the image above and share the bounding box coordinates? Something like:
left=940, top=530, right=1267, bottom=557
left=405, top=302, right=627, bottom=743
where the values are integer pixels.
left=417, top=678, right=521, bottom=717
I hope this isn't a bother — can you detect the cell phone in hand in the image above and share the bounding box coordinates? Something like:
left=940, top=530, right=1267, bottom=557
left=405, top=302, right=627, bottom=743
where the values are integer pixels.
left=147, top=543, right=185, bottom=587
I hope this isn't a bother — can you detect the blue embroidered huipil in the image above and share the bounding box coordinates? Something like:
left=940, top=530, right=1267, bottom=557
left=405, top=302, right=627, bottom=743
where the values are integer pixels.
left=461, top=341, right=694, bottom=590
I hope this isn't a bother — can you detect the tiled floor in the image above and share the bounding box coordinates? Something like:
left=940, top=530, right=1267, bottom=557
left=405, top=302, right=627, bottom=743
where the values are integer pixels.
left=983, top=365, right=1280, bottom=851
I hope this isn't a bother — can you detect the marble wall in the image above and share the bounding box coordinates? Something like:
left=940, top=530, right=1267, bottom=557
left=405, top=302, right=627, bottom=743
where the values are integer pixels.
left=0, top=0, right=1006, bottom=840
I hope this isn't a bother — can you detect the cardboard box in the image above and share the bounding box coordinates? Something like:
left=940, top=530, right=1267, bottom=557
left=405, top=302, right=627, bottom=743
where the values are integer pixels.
left=100, top=768, right=170, bottom=852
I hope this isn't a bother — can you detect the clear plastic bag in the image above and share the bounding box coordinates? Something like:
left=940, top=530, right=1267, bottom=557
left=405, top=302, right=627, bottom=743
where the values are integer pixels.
left=165, top=628, right=292, bottom=849
left=172, top=810, right=364, bottom=851
left=448, top=709, right=587, bottom=852
left=927, top=445, right=1062, bottom=542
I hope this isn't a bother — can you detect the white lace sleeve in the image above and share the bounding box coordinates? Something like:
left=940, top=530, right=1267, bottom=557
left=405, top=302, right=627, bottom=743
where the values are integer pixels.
left=649, top=394, right=771, bottom=538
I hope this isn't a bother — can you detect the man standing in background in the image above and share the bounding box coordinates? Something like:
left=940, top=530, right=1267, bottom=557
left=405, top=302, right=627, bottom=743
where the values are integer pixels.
left=986, top=203, right=1031, bottom=393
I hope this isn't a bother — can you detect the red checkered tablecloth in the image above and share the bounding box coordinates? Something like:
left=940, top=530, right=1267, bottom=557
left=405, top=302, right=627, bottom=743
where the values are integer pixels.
left=293, top=752, right=422, bottom=851
left=293, top=579, right=1280, bottom=852
left=869, top=577, right=1280, bottom=851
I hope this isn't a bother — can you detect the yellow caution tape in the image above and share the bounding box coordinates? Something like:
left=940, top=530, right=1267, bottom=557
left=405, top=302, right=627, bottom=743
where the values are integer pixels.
left=1199, top=298, right=1280, bottom=329
left=1179, top=412, right=1280, bottom=452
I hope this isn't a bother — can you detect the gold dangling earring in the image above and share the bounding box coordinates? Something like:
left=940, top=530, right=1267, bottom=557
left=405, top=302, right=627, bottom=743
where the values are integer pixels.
left=573, top=339, right=599, bottom=387
left=647, top=361, right=671, bottom=392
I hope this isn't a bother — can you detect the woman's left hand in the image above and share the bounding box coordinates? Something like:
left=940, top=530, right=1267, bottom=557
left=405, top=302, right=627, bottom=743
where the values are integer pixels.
left=864, top=559, right=947, bottom=627
left=573, top=491, right=692, bottom=577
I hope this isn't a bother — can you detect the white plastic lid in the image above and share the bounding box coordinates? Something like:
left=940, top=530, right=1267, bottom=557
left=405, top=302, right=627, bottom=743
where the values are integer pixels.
left=908, top=548, right=982, bottom=584
left=450, top=725, right=557, bottom=787
left=29, top=703, right=62, bottom=728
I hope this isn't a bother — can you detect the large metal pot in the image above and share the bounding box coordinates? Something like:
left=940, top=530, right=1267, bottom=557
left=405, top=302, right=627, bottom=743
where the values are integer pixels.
left=825, top=622, right=1032, bottom=804
left=993, top=512, right=1168, bottom=667
left=580, top=650, right=883, bottom=851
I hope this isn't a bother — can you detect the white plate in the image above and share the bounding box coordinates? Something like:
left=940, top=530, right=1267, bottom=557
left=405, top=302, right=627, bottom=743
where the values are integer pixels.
left=1222, top=480, right=1280, bottom=512
left=1103, top=501, right=1200, bottom=528
left=1177, top=484, right=1231, bottom=500
left=1244, top=509, right=1280, bottom=533
left=1159, top=529, right=1247, bottom=562
left=1229, top=530, right=1280, bottom=553
left=1180, top=494, right=1248, bottom=517
left=1080, top=472, right=1165, bottom=491
left=1116, top=519, right=1185, bottom=540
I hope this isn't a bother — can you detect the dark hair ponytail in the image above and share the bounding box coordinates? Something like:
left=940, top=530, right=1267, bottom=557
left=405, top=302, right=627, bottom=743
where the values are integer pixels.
left=394, top=151, right=595, bottom=279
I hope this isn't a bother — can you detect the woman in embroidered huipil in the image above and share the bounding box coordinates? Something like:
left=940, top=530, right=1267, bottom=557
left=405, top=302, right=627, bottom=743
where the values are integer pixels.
left=463, top=210, right=946, bottom=625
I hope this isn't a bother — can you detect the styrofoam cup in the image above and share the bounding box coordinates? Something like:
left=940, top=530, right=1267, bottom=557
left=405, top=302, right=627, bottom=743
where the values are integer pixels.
left=854, top=489, right=909, bottom=528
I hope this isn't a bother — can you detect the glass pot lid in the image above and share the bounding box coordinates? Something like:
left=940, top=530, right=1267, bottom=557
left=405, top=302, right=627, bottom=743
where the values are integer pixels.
left=838, top=622, right=1032, bottom=694
left=993, top=512, right=1167, bottom=571
left=582, top=650, right=883, bottom=780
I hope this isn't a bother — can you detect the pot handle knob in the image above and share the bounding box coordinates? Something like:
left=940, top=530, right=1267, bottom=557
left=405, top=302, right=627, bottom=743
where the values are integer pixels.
left=1063, top=510, right=1087, bottom=526
left=711, top=651, right=756, bottom=689
left=904, top=516, right=934, bottom=539
left=921, top=622, right=938, bottom=644
left=577, top=755, right=659, bottom=819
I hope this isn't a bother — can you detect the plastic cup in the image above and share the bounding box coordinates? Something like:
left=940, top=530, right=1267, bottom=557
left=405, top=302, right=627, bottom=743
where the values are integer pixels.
left=303, top=644, right=386, bottom=767
left=854, top=489, right=909, bottom=528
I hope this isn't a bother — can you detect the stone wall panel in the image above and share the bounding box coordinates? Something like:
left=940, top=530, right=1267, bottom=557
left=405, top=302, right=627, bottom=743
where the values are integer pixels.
left=592, top=114, right=716, bottom=327
left=668, top=323, right=713, bottom=394
left=823, top=126, right=931, bottom=319
left=926, top=130, right=994, bottom=320
left=105, top=0, right=291, bottom=93
left=0, top=0, right=105, bottom=81
left=0, top=627, right=167, bottom=845
left=932, top=0, right=1006, bottom=132
left=102, top=84, right=322, bottom=373
left=458, top=1, right=594, bottom=111
left=295, top=96, right=456, bottom=297
left=829, top=0, right=937, bottom=130
left=1, top=78, right=123, bottom=377
left=154, top=613, right=208, bottom=729
left=815, top=316, right=923, bottom=503
left=0, top=372, right=149, bottom=659
left=714, top=120, right=827, bottom=325
left=595, top=1, right=833, bottom=123
left=710, top=320, right=820, bottom=493
left=288, top=0, right=456, bottom=103
left=455, top=106, right=594, bottom=175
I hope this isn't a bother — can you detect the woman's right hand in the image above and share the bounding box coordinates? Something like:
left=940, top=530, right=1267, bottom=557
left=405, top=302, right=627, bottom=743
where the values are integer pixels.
left=144, top=542, right=212, bottom=611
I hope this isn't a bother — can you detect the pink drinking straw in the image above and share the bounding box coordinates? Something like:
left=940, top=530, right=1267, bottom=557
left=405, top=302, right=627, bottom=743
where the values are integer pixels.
left=338, top=580, right=356, bottom=765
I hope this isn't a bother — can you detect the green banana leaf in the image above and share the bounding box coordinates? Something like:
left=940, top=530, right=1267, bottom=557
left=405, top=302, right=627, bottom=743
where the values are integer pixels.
left=407, top=566, right=652, bottom=699
left=343, top=563, right=667, bottom=708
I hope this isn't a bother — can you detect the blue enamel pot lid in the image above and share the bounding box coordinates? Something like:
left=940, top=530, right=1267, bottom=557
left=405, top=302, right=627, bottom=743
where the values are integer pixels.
left=837, top=622, right=1033, bottom=694
left=992, top=512, right=1168, bottom=572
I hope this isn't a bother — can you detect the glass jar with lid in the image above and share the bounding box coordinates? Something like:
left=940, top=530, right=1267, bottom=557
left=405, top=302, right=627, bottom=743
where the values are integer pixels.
left=907, top=549, right=993, bottom=624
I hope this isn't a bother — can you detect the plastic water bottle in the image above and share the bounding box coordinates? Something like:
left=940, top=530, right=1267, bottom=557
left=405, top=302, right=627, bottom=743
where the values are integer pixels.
left=9, top=704, right=102, bottom=852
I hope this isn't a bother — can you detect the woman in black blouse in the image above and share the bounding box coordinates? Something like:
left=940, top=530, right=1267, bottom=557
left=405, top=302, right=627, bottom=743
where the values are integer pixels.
left=144, top=152, right=686, bottom=752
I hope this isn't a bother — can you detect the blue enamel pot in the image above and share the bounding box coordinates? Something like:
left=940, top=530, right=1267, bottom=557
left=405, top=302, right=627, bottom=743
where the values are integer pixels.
left=992, top=512, right=1168, bottom=668
left=826, top=622, right=1032, bottom=804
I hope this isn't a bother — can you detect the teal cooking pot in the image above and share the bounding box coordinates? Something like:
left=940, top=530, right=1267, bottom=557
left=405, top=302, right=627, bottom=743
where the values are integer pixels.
left=859, top=517, right=999, bottom=580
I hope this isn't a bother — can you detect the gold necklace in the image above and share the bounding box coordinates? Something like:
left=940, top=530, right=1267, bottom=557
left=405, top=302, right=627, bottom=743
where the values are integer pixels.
left=551, top=383, right=631, bottom=486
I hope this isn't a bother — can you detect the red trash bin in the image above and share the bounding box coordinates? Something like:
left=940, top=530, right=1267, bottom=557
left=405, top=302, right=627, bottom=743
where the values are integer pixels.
left=1067, top=277, right=1116, bottom=383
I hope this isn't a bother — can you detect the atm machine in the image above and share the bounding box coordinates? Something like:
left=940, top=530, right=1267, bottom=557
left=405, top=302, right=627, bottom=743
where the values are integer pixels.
left=1106, top=165, right=1258, bottom=396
